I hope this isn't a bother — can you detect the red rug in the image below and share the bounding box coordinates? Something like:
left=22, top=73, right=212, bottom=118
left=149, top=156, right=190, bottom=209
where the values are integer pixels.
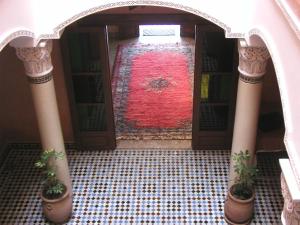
left=112, top=42, right=194, bottom=140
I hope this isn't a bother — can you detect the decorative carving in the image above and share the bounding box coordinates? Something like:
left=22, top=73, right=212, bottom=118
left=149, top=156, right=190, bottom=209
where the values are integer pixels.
left=0, top=30, right=35, bottom=52
left=281, top=173, right=300, bottom=224
left=27, top=73, right=53, bottom=84
left=239, top=74, right=264, bottom=84
left=238, top=42, right=270, bottom=77
left=15, top=40, right=53, bottom=77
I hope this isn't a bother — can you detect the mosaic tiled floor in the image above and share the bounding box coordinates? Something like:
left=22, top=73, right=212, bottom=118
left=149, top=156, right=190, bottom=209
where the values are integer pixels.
left=0, top=147, right=284, bottom=224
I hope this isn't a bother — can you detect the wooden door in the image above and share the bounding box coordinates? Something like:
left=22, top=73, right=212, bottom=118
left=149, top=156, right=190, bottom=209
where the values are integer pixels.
left=62, top=26, right=116, bottom=149
left=192, top=25, right=238, bottom=150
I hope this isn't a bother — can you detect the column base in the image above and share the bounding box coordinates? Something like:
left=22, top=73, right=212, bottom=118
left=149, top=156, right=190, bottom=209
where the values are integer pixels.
left=280, top=159, right=300, bottom=225
left=224, top=214, right=252, bottom=225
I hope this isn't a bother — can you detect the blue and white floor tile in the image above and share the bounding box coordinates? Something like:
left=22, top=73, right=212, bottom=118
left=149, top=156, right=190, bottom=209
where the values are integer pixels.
left=0, top=147, right=284, bottom=224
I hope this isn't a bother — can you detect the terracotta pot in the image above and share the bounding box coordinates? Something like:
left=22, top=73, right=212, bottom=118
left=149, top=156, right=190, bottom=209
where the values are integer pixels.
left=41, top=188, right=72, bottom=224
left=224, top=185, right=255, bottom=225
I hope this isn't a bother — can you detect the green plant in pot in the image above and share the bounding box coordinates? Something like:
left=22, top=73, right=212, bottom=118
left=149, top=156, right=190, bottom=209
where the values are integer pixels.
left=224, top=150, right=258, bottom=225
left=35, top=149, right=72, bottom=224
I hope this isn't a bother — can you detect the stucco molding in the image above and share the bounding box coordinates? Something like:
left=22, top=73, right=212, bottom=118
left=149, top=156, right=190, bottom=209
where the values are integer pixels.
left=0, top=29, right=36, bottom=51
left=239, top=74, right=264, bottom=84
left=26, top=73, right=53, bottom=84
left=0, top=0, right=245, bottom=52
left=238, top=40, right=270, bottom=77
left=281, top=174, right=300, bottom=224
left=15, top=40, right=53, bottom=77
left=37, top=0, right=245, bottom=40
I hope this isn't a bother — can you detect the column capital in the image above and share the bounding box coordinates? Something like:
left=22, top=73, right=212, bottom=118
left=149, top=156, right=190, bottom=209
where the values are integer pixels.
left=238, top=41, right=270, bottom=80
left=281, top=174, right=300, bottom=224
left=15, top=40, right=53, bottom=78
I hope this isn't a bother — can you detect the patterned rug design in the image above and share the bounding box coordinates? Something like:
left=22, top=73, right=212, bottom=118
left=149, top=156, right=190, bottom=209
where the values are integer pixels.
left=113, top=43, right=194, bottom=140
left=0, top=147, right=284, bottom=224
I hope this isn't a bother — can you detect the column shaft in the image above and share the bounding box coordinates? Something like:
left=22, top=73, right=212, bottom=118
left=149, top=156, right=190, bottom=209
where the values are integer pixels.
left=228, top=76, right=263, bottom=186
left=15, top=40, right=72, bottom=191
left=29, top=76, right=71, bottom=190
left=228, top=40, right=270, bottom=187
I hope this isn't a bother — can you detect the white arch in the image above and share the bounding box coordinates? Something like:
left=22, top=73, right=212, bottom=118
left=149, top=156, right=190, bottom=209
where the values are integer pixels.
left=0, top=0, right=250, bottom=51
left=245, top=0, right=300, bottom=188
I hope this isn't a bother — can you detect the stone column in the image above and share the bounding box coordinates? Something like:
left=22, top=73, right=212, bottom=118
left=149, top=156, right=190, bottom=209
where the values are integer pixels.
left=15, top=40, right=72, bottom=191
left=281, top=174, right=300, bottom=225
left=228, top=40, right=270, bottom=186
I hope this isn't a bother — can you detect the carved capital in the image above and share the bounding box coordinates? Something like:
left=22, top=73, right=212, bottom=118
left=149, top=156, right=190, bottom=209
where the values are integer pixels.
left=15, top=40, right=53, bottom=77
left=238, top=42, right=270, bottom=77
left=281, top=173, right=300, bottom=224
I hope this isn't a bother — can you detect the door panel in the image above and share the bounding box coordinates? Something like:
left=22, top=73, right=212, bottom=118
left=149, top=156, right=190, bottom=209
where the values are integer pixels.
left=192, top=25, right=238, bottom=150
left=62, top=26, right=116, bottom=149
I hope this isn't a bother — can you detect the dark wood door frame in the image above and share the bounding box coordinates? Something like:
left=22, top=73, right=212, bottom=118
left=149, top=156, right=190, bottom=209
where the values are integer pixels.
left=62, top=13, right=238, bottom=150
left=192, top=25, right=238, bottom=149
left=61, top=26, right=116, bottom=149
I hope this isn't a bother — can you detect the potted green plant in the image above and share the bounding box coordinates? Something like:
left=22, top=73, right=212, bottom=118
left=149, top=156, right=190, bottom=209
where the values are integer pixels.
left=224, top=150, right=258, bottom=225
left=35, top=149, right=72, bottom=224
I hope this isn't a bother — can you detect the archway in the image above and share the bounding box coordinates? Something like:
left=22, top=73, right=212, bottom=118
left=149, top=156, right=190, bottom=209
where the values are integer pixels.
left=58, top=6, right=239, bottom=150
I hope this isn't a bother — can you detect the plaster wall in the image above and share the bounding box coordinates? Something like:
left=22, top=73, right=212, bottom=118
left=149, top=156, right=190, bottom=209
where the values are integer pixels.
left=0, top=40, right=74, bottom=143
left=262, top=61, right=282, bottom=107
left=0, top=1, right=36, bottom=40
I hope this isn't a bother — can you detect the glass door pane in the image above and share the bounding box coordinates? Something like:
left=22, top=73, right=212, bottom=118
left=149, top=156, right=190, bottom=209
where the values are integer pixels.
left=67, top=31, right=108, bottom=132
left=68, top=33, right=102, bottom=73
left=198, top=31, right=235, bottom=132
left=77, top=104, right=107, bottom=131
left=199, top=104, right=229, bottom=131
left=72, top=75, right=105, bottom=103
left=200, top=73, right=233, bottom=103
